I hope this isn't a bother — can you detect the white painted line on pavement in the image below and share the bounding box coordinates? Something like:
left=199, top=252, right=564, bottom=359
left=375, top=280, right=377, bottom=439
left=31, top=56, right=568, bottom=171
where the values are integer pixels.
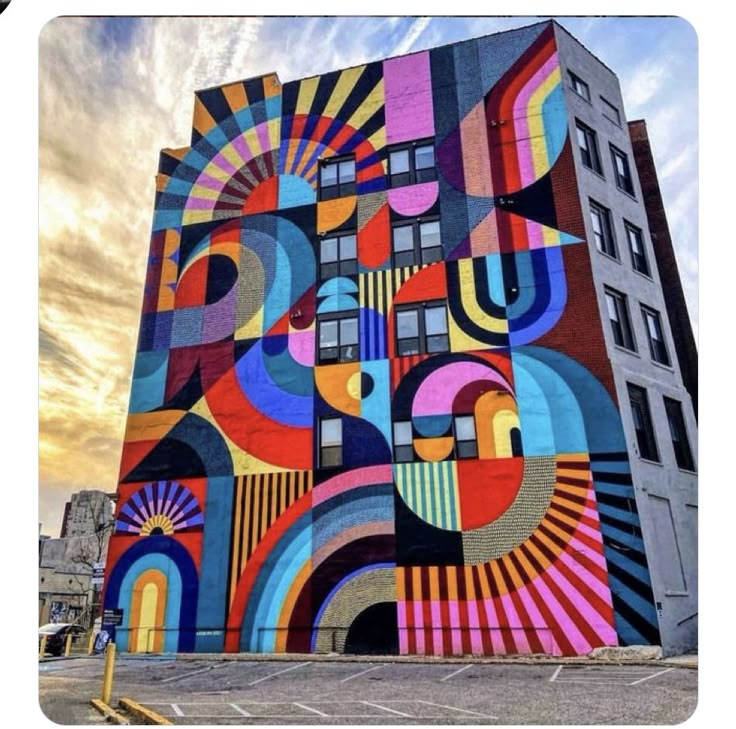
left=417, top=700, right=497, bottom=719
left=230, top=703, right=252, bottom=717
left=339, top=664, right=384, bottom=683
left=362, top=701, right=413, bottom=717
left=294, top=703, right=329, bottom=717
left=550, top=665, right=563, bottom=682
left=170, top=704, right=184, bottom=717
left=161, top=665, right=214, bottom=683
left=628, top=667, right=675, bottom=686
left=248, top=661, right=312, bottom=686
left=440, top=664, right=471, bottom=682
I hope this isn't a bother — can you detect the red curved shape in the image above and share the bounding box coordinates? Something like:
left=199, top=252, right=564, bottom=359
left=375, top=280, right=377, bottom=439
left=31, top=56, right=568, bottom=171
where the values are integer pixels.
left=204, top=366, right=312, bottom=470
left=456, top=457, right=525, bottom=529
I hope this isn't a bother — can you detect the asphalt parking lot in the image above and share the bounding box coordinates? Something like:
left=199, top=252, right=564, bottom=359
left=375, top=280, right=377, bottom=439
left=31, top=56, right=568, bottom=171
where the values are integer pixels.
left=39, top=655, right=697, bottom=725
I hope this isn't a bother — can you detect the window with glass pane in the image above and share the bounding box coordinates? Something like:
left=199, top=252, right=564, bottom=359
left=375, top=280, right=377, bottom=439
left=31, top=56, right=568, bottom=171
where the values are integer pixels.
left=610, top=145, right=635, bottom=196
left=424, top=305, right=448, bottom=353
left=569, top=72, right=590, bottom=101
left=605, top=288, right=636, bottom=351
left=393, top=421, right=414, bottom=463
left=320, top=418, right=342, bottom=467
left=454, top=415, right=478, bottom=459
left=320, top=232, right=357, bottom=280
left=627, top=383, right=659, bottom=462
left=319, top=156, right=356, bottom=200
left=663, top=397, right=695, bottom=471
left=590, top=200, right=617, bottom=258
left=318, top=314, right=359, bottom=363
left=625, top=222, right=650, bottom=276
left=642, top=306, right=670, bottom=365
left=396, top=309, right=420, bottom=355
left=392, top=218, right=442, bottom=267
left=387, top=139, right=436, bottom=188
left=576, top=120, right=602, bottom=174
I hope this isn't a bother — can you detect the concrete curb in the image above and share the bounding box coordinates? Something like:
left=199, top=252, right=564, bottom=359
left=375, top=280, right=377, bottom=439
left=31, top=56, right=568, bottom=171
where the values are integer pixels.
left=90, top=698, right=129, bottom=725
left=120, top=697, right=173, bottom=725
left=159, top=651, right=696, bottom=669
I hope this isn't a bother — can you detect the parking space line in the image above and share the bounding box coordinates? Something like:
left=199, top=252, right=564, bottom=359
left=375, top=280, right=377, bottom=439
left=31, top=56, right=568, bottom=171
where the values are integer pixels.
left=362, top=701, right=412, bottom=717
left=170, top=704, right=184, bottom=717
left=294, top=703, right=329, bottom=717
left=550, top=665, right=563, bottom=682
left=628, top=667, right=674, bottom=686
left=161, top=665, right=215, bottom=683
left=440, top=664, right=471, bottom=682
left=418, top=700, right=497, bottom=719
left=247, top=661, right=312, bottom=686
left=230, top=703, right=252, bottom=717
left=339, top=664, right=384, bottom=683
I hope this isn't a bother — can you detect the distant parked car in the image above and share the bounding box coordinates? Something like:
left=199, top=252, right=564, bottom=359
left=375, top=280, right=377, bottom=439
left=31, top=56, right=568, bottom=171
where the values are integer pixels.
left=39, top=623, right=85, bottom=657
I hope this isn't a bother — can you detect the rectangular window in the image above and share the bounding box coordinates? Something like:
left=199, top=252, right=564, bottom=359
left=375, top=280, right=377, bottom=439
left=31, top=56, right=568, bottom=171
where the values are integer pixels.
left=319, top=156, right=356, bottom=201
left=641, top=306, right=671, bottom=366
left=590, top=200, right=617, bottom=258
left=605, top=287, right=636, bottom=351
left=569, top=71, right=590, bottom=102
left=395, top=301, right=449, bottom=356
left=319, top=418, right=342, bottom=467
left=575, top=119, right=603, bottom=175
left=392, top=218, right=442, bottom=267
left=454, top=415, right=478, bottom=459
left=663, top=397, right=695, bottom=471
left=610, top=144, right=635, bottom=196
left=627, top=383, right=659, bottom=462
left=318, top=313, right=359, bottom=364
left=624, top=221, right=650, bottom=276
left=393, top=421, right=414, bottom=463
left=600, top=96, right=621, bottom=126
left=387, top=139, right=436, bottom=188
left=320, top=231, right=357, bottom=279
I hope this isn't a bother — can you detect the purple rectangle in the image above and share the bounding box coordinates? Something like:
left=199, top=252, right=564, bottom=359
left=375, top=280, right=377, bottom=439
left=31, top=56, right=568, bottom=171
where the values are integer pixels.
left=384, top=52, right=435, bottom=144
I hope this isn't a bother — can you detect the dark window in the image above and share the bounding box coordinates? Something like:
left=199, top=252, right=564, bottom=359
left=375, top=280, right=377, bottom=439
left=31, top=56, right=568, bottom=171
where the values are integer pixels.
left=590, top=200, right=617, bottom=258
left=392, top=218, right=442, bottom=267
left=319, top=156, right=356, bottom=201
left=318, top=312, right=359, bottom=364
left=627, top=383, right=659, bottom=462
left=569, top=71, right=590, bottom=102
left=454, top=415, right=478, bottom=459
left=625, top=221, right=650, bottom=276
left=395, top=301, right=449, bottom=356
left=393, top=421, right=414, bottom=463
left=605, top=288, right=636, bottom=351
left=641, top=306, right=670, bottom=366
left=663, top=397, right=695, bottom=471
left=576, top=120, right=603, bottom=174
left=610, top=145, right=635, bottom=196
left=320, top=231, right=357, bottom=280
left=319, top=417, right=342, bottom=467
left=600, top=96, right=621, bottom=126
left=387, top=139, right=436, bottom=188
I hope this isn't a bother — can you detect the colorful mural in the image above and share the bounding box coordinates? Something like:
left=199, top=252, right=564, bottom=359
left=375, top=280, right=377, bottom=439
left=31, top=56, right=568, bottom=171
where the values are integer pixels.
left=105, top=22, right=661, bottom=656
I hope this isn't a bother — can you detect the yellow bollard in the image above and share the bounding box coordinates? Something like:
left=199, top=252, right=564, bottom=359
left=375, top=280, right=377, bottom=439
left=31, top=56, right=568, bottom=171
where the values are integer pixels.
left=101, top=642, right=116, bottom=705
left=64, top=633, right=73, bottom=657
left=39, top=635, right=47, bottom=659
left=88, top=632, right=95, bottom=655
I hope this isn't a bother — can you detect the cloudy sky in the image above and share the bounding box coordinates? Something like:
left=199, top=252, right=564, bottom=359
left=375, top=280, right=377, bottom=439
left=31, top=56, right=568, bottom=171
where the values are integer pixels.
left=37, top=15, right=698, bottom=536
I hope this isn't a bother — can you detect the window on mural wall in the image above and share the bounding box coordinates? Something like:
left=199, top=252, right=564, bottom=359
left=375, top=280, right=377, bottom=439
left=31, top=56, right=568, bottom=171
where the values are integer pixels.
left=391, top=218, right=442, bottom=267
left=625, top=221, right=650, bottom=277
left=569, top=71, right=591, bottom=101
left=317, top=313, right=359, bottom=364
left=663, top=397, right=696, bottom=472
left=589, top=199, right=618, bottom=258
left=453, top=415, right=478, bottom=459
left=393, top=421, right=414, bottom=463
left=395, top=301, right=449, bottom=356
left=319, top=417, right=343, bottom=467
left=641, top=305, right=671, bottom=366
left=605, top=287, right=637, bottom=352
left=575, top=119, right=603, bottom=175
left=610, top=144, right=635, bottom=196
left=627, top=383, right=659, bottom=462
left=319, top=156, right=356, bottom=200
left=320, top=231, right=358, bottom=279
left=387, top=139, right=436, bottom=188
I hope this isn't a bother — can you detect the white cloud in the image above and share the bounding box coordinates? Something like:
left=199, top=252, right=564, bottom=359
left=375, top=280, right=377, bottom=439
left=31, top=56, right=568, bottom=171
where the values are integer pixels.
left=389, top=16, right=431, bottom=56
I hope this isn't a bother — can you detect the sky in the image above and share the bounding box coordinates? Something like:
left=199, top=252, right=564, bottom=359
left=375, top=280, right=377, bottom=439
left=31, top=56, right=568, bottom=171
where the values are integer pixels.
left=36, top=14, right=699, bottom=537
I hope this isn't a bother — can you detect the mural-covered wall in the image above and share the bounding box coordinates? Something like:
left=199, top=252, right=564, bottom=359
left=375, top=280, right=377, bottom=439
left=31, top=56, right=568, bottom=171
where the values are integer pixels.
left=105, top=21, right=661, bottom=656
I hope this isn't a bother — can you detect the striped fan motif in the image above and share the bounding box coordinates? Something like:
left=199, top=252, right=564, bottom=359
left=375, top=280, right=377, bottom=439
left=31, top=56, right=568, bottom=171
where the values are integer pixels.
left=115, top=481, right=204, bottom=536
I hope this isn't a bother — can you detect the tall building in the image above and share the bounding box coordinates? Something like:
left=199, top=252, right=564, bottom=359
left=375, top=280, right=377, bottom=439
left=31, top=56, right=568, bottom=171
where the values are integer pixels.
left=60, top=490, right=115, bottom=538
left=104, top=20, right=697, bottom=657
